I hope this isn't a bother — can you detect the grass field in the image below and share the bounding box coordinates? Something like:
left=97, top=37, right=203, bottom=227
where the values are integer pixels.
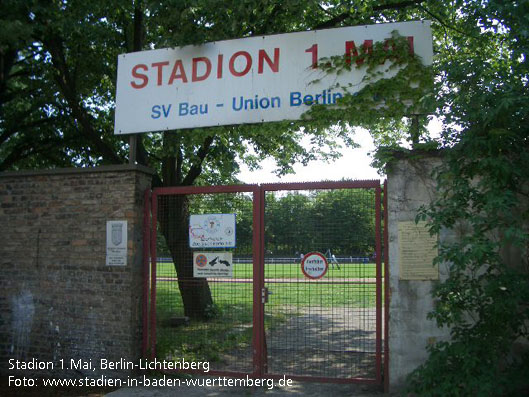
left=156, top=261, right=380, bottom=279
left=155, top=280, right=254, bottom=365
left=155, top=261, right=381, bottom=366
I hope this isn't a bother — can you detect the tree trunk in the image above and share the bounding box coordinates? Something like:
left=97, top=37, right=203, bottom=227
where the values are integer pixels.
left=158, top=194, right=213, bottom=319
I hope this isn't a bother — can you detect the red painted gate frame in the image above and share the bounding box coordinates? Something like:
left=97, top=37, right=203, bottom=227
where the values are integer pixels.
left=142, top=180, right=388, bottom=385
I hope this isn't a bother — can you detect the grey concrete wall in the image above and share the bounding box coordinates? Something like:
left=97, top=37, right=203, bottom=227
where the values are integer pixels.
left=0, top=165, right=153, bottom=379
left=387, top=157, right=452, bottom=390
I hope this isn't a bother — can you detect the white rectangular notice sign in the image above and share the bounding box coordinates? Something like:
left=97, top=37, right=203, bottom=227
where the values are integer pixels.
left=106, top=220, right=127, bottom=266
left=189, top=213, right=236, bottom=248
left=193, top=252, right=233, bottom=278
left=115, top=21, right=432, bottom=134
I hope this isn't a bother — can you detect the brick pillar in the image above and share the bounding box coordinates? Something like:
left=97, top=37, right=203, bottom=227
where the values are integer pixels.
left=0, top=165, right=153, bottom=378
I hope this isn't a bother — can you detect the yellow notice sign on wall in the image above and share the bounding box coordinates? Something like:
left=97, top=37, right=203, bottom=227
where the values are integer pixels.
left=398, top=221, right=438, bottom=280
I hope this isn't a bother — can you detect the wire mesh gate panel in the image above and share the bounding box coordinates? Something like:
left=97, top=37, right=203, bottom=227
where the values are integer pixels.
left=260, top=181, right=382, bottom=383
left=146, top=181, right=383, bottom=383
left=149, top=185, right=258, bottom=377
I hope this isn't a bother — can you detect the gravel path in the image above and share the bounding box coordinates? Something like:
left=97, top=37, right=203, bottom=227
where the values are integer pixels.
left=265, top=306, right=377, bottom=379
left=107, top=306, right=385, bottom=396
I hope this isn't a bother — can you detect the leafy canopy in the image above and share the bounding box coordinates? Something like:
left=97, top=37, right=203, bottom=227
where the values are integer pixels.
left=2, top=0, right=529, bottom=393
left=403, top=1, right=529, bottom=395
left=1, top=0, right=438, bottom=183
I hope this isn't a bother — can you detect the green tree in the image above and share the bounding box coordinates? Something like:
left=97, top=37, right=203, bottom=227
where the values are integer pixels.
left=310, top=189, right=375, bottom=255
left=263, top=189, right=375, bottom=257
left=403, top=1, right=529, bottom=395
left=3, top=6, right=527, bottom=385
left=265, top=192, right=314, bottom=256
left=288, top=2, right=529, bottom=391
left=4, top=0, right=405, bottom=318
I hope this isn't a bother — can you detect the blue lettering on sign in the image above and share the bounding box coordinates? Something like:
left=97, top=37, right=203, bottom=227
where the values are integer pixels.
left=232, top=95, right=281, bottom=111
left=151, top=104, right=172, bottom=119
left=179, top=102, right=208, bottom=116
left=290, top=90, right=343, bottom=107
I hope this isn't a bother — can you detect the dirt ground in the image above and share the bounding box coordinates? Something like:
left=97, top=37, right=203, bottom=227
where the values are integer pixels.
left=108, top=306, right=382, bottom=396
left=214, top=306, right=378, bottom=378
left=104, top=306, right=385, bottom=396
left=2, top=306, right=384, bottom=396
left=265, top=306, right=377, bottom=379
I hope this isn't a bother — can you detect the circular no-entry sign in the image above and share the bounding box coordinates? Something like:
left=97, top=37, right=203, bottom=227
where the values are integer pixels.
left=301, top=252, right=328, bottom=279
left=195, top=254, right=208, bottom=268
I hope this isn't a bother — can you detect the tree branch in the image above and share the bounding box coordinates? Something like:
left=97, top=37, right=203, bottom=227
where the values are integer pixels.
left=13, top=47, right=46, bottom=66
left=418, top=4, right=476, bottom=39
left=176, top=143, right=183, bottom=184
left=181, top=136, right=214, bottom=186
left=313, top=0, right=426, bottom=29
left=0, top=48, right=18, bottom=110
left=0, top=135, right=72, bottom=171
left=42, top=35, right=122, bottom=164
left=0, top=116, right=58, bottom=146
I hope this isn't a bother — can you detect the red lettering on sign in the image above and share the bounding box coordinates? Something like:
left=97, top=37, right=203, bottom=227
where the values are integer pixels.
left=408, top=36, right=415, bottom=54
left=151, top=61, right=169, bottom=86
left=345, top=40, right=373, bottom=66
left=130, top=47, right=280, bottom=87
left=192, top=57, right=212, bottom=82
left=229, top=51, right=252, bottom=77
left=305, top=44, right=318, bottom=69
left=258, top=48, right=280, bottom=73
left=168, top=60, right=188, bottom=84
left=130, top=64, right=148, bottom=89
left=217, top=54, right=224, bottom=79
left=383, top=36, right=415, bottom=62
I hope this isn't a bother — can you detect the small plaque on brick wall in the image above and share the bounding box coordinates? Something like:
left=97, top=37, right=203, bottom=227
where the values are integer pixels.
left=106, top=220, right=127, bottom=266
left=398, top=221, right=438, bottom=280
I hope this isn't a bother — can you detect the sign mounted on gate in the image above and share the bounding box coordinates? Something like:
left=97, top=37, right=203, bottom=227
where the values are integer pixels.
left=114, top=21, right=432, bottom=134
left=189, top=213, right=236, bottom=248
left=301, top=252, right=328, bottom=279
left=193, top=252, right=233, bottom=278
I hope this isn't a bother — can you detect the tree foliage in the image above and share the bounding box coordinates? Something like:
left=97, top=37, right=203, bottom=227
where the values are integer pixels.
left=0, top=0, right=398, bottom=319
left=157, top=189, right=375, bottom=258
left=2, top=0, right=528, bottom=389
left=0, top=0, right=382, bottom=177
left=402, top=1, right=529, bottom=395
left=0, top=0, right=446, bottom=177
left=265, top=189, right=375, bottom=256
left=0, top=0, right=435, bottom=318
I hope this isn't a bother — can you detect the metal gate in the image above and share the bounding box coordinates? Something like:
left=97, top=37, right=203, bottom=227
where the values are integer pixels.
left=144, top=181, right=386, bottom=384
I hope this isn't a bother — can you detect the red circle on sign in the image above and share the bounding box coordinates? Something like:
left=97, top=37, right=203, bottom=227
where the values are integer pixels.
left=301, top=252, right=328, bottom=279
left=195, top=254, right=208, bottom=268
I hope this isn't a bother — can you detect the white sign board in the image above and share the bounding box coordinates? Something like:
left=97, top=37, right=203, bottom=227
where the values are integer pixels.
left=189, top=213, right=236, bottom=248
left=193, top=252, right=233, bottom=278
left=106, top=221, right=127, bottom=266
left=115, top=21, right=432, bottom=134
left=301, top=252, right=328, bottom=279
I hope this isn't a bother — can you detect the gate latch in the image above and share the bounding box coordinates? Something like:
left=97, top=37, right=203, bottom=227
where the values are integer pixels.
left=261, top=287, right=272, bottom=303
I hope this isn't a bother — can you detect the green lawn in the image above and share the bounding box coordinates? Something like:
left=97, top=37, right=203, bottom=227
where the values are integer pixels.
left=154, top=262, right=380, bottom=365
left=156, top=261, right=380, bottom=279
left=155, top=281, right=254, bottom=364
